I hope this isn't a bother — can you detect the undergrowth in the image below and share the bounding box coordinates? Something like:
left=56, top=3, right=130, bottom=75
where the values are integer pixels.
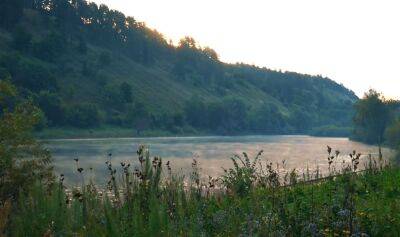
left=4, top=145, right=400, bottom=236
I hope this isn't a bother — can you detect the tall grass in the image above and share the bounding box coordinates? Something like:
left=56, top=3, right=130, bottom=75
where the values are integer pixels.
left=6, top=145, right=400, bottom=236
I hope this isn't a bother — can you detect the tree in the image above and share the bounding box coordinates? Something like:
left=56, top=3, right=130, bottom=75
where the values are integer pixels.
left=250, top=104, right=287, bottom=134
left=12, top=60, right=58, bottom=92
left=353, top=89, right=391, bottom=145
left=33, top=32, right=66, bottom=62
left=0, top=80, right=53, bottom=202
left=385, top=119, right=400, bottom=148
left=36, top=91, right=65, bottom=126
left=66, top=103, right=100, bottom=128
left=120, top=82, right=133, bottom=103
left=219, top=98, right=248, bottom=132
left=178, top=36, right=197, bottom=49
left=184, top=97, right=208, bottom=128
left=125, top=102, right=151, bottom=134
left=202, top=47, right=219, bottom=61
left=289, top=107, right=313, bottom=133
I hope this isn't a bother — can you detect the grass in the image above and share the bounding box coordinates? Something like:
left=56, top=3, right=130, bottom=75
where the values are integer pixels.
left=4, top=146, right=400, bottom=236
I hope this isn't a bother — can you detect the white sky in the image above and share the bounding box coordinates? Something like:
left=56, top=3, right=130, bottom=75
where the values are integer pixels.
left=91, top=0, right=399, bottom=99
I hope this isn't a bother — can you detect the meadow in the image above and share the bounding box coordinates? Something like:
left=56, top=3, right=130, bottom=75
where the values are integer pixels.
left=4, top=145, right=399, bottom=236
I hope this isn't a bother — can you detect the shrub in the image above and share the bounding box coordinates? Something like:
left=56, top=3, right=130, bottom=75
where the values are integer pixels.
left=66, top=103, right=101, bottom=128
left=36, top=91, right=65, bottom=126
left=0, top=80, right=53, bottom=202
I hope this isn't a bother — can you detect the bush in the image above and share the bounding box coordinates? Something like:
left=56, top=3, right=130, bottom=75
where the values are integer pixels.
left=385, top=119, right=400, bottom=148
left=0, top=80, right=53, bottom=202
left=66, top=103, right=101, bottom=128
left=36, top=91, right=65, bottom=126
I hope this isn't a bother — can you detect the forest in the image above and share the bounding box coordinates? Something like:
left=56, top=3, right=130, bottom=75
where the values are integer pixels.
left=0, top=0, right=357, bottom=137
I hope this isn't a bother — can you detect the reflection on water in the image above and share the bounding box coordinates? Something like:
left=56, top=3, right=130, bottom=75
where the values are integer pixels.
left=44, top=135, right=392, bottom=185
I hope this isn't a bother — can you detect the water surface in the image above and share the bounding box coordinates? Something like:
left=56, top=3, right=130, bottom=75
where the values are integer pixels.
left=45, top=135, right=391, bottom=185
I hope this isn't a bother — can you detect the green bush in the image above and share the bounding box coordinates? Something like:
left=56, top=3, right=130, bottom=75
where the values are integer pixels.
left=36, top=91, right=65, bottom=126
left=0, top=80, right=53, bottom=202
left=66, top=103, right=101, bottom=128
left=385, top=119, right=400, bottom=148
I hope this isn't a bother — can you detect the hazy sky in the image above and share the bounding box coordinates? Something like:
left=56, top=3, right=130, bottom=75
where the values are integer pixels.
left=91, top=0, right=399, bottom=99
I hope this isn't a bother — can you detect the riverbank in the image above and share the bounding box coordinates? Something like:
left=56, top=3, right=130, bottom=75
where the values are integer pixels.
left=35, top=125, right=351, bottom=140
left=6, top=147, right=400, bottom=236
left=34, top=126, right=207, bottom=139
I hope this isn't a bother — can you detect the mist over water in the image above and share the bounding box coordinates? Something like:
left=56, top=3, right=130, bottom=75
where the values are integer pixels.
left=45, top=135, right=392, bottom=185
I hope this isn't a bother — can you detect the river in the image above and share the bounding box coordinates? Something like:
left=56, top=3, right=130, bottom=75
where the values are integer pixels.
left=44, top=135, right=392, bottom=185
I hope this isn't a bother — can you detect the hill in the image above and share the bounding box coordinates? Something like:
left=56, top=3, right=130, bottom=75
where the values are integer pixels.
left=0, top=0, right=358, bottom=137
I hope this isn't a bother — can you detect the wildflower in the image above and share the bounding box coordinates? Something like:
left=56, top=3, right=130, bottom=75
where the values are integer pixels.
left=59, top=174, right=65, bottom=182
left=338, top=209, right=350, bottom=217
left=305, top=222, right=319, bottom=236
left=327, top=145, right=332, bottom=154
left=342, top=230, right=350, bottom=235
left=212, top=210, right=227, bottom=227
left=358, top=211, right=366, bottom=217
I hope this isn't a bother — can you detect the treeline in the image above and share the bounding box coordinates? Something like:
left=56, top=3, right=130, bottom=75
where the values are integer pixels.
left=352, top=89, right=400, bottom=158
left=0, top=0, right=357, bottom=136
left=0, top=0, right=171, bottom=64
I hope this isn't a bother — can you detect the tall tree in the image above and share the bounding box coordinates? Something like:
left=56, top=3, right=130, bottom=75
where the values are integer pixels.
left=353, top=89, right=391, bottom=146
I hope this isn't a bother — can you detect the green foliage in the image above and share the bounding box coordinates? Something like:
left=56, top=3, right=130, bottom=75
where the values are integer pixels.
left=0, top=80, right=53, bottom=202
left=353, top=90, right=391, bottom=144
left=221, top=151, right=263, bottom=196
left=249, top=103, right=287, bottom=134
left=35, top=91, right=65, bottom=126
left=77, top=37, right=88, bottom=54
left=5, top=145, right=399, bottom=236
left=0, top=0, right=24, bottom=29
left=66, top=103, right=101, bottom=128
left=353, top=89, right=398, bottom=145
left=0, top=53, right=58, bottom=92
left=33, top=32, right=66, bottom=62
left=385, top=119, right=400, bottom=163
left=98, top=51, right=111, bottom=67
left=385, top=119, right=400, bottom=148
left=0, top=0, right=358, bottom=137
left=12, top=27, right=32, bottom=52
left=119, top=82, right=133, bottom=103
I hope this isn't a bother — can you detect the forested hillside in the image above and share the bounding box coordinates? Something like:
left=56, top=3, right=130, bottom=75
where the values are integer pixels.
left=0, top=0, right=358, bottom=137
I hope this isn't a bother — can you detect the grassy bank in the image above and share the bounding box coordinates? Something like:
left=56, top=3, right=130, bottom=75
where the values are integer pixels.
left=34, top=126, right=206, bottom=139
left=35, top=126, right=351, bottom=140
left=4, top=146, right=400, bottom=236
